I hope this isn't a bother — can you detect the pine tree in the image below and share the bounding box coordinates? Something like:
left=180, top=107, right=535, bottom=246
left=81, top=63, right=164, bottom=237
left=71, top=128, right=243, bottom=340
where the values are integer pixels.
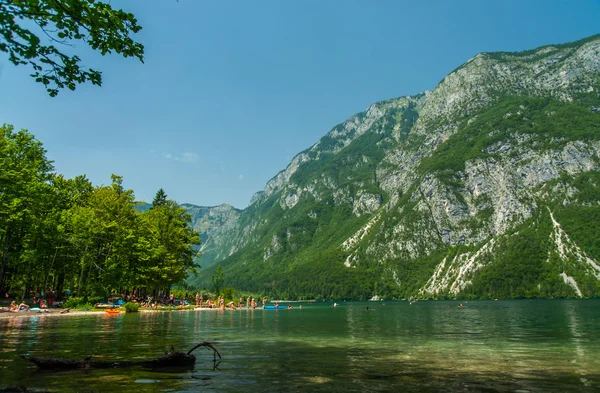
left=152, top=188, right=167, bottom=208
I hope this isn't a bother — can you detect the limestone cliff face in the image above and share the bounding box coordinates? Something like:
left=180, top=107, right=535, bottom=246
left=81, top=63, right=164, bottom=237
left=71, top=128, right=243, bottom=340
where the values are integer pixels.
left=189, top=35, right=600, bottom=299
left=181, top=203, right=240, bottom=267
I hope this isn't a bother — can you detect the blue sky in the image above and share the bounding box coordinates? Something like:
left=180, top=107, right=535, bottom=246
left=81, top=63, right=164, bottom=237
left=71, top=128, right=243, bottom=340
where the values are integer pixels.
left=1, top=1, right=599, bottom=208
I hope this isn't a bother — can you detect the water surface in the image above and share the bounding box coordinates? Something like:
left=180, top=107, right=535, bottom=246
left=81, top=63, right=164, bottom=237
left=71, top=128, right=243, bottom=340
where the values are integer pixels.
left=1, top=300, right=598, bottom=392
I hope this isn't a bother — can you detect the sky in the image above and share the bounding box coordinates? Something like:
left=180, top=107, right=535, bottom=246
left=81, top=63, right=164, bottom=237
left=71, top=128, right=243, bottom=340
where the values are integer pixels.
left=1, top=1, right=599, bottom=209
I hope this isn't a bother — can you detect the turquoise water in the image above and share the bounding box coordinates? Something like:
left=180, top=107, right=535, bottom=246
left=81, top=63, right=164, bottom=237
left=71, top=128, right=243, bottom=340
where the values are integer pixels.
left=1, top=300, right=599, bottom=392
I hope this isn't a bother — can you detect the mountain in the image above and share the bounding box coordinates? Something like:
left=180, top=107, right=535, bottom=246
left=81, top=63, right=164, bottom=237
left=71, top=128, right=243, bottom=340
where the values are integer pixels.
left=135, top=201, right=152, bottom=212
left=181, top=203, right=241, bottom=266
left=189, top=35, right=600, bottom=300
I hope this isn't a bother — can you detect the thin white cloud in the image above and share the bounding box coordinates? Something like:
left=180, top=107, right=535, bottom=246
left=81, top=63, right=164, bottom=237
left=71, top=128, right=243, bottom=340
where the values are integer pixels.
left=161, top=152, right=198, bottom=164
left=180, top=152, right=199, bottom=163
left=238, top=174, right=244, bottom=181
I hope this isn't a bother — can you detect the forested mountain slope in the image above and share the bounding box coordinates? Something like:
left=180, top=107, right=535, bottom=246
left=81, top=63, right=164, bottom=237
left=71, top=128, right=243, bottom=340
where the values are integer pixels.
left=189, top=35, right=600, bottom=300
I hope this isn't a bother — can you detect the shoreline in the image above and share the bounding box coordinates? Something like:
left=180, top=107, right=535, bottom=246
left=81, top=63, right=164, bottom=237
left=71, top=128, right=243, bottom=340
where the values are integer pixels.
left=0, top=308, right=102, bottom=319
left=0, top=305, right=290, bottom=320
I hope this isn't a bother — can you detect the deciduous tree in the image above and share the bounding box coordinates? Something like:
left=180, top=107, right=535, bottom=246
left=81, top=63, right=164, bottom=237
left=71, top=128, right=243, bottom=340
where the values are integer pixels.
left=0, top=0, right=144, bottom=96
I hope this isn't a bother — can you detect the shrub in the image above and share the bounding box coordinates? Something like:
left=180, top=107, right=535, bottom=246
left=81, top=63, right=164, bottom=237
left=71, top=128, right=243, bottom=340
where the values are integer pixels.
left=64, top=296, right=105, bottom=310
left=123, top=302, right=140, bottom=313
left=63, top=297, right=86, bottom=309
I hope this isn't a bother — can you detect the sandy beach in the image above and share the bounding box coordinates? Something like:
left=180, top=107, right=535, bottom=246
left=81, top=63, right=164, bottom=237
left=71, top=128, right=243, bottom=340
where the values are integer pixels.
left=0, top=308, right=91, bottom=319
left=0, top=305, right=268, bottom=320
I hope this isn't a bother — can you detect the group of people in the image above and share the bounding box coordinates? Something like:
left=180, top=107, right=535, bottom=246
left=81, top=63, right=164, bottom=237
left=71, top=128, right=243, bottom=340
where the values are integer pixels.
left=32, top=291, right=55, bottom=307
left=2, top=288, right=61, bottom=313
left=8, top=301, right=32, bottom=312
left=102, top=291, right=295, bottom=312
left=6, top=294, right=55, bottom=312
left=192, top=293, right=274, bottom=311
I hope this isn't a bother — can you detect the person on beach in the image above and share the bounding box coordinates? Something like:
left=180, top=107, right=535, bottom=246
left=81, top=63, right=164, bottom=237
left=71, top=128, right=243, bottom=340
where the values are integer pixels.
left=238, top=297, right=243, bottom=308
left=195, top=292, right=200, bottom=307
left=47, top=290, right=54, bottom=307
left=18, top=302, right=30, bottom=312
left=262, top=297, right=267, bottom=307
left=9, top=301, right=17, bottom=312
left=39, top=299, right=47, bottom=309
left=246, top=296, right=251, bottom=309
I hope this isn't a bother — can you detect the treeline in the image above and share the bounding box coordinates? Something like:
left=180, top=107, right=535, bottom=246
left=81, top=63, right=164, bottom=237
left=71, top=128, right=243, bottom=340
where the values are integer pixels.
left=0, top=124, right=200, bottom=300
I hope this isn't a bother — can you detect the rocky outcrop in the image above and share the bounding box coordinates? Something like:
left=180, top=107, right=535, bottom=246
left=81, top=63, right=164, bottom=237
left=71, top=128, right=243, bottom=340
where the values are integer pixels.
left=182, top=203, right=241, bottom=267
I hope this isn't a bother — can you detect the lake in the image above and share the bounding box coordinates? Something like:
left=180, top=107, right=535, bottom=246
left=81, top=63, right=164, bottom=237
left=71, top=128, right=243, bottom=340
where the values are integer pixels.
left=0, top=300, right=599, bottom=392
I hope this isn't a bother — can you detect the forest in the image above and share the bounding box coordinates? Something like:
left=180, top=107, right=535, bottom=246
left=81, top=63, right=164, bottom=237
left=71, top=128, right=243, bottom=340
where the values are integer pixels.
left=0, top=124, right=200, bottom=301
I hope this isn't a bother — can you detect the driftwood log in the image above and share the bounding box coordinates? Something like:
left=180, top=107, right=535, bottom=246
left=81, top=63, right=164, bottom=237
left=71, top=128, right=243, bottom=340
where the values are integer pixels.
left=0, top=387, right=53, bottom=393
left=21, top=342, right=221, bottom=370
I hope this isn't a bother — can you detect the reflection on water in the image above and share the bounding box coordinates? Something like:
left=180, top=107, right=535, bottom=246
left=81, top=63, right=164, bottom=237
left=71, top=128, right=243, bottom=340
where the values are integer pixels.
left=0, top=300, right=599, bottom=392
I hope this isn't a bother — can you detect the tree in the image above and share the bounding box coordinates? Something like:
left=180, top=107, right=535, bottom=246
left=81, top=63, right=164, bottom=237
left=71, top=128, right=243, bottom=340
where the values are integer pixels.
left=66, top=175, right=140, bottom=296
left=139, top=199, right=200, bottom=292
left=152, top=188, right=167, bottom=208
left=0, top=124, right=54, bottom=293
left=0, top=0, right=144, bottom=96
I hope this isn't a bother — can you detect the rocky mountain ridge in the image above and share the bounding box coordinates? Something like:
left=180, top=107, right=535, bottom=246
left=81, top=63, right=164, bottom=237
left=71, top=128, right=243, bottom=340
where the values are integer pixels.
left=189, top=34, right=600, bottom=299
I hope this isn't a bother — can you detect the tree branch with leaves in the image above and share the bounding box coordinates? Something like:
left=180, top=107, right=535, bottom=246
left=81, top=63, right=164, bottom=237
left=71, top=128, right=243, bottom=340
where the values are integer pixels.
left=0, top=0, right=144, bottom=96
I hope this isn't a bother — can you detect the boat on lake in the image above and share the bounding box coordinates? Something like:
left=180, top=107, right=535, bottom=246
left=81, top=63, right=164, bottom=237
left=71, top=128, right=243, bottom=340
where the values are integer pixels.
left=263, top=305, right=285, bottom=310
